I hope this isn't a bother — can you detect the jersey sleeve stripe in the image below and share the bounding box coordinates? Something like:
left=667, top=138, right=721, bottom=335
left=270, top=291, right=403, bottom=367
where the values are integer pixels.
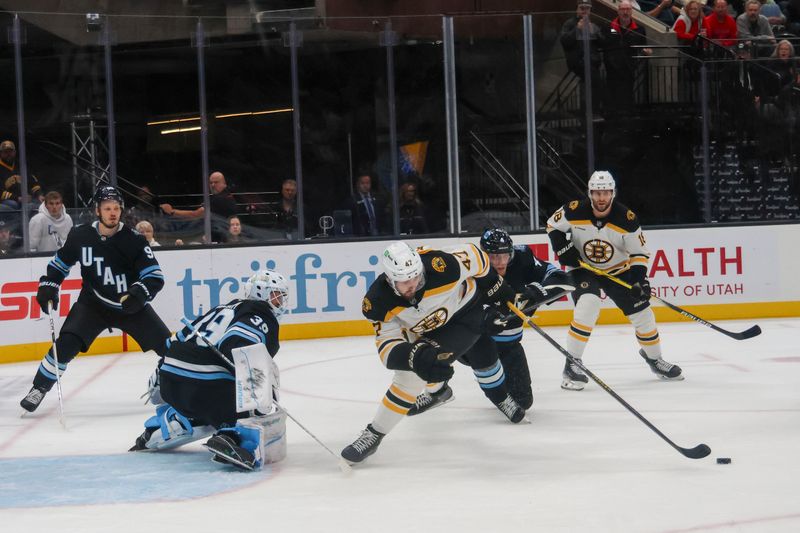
left=218, top=328, right=262, bottom=346
left=605, top=223, right=629, bottom=234
left=469, top=244, right=489, bottom=276
left=423, top=280, right=458, bottom=298
left=230, top=321, right=267, bottom=344
left=378, top=339, right=403, bottom=365
left=139, top=265, right=161, bottom=276
left=383, top=306, right=407, bottom=322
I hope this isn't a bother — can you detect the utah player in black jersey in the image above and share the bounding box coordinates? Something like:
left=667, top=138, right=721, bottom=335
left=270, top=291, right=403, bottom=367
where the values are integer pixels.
left=20, top=186, right=171, bottom=413
left=341, top=241, right=527, bottom=465
left=129, top=270, right=288, bottom=471
left=407, top=229, right=575, bottom=416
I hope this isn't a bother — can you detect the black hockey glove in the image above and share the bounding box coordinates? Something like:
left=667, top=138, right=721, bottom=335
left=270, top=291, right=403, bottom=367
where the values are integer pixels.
left=554, top=241, right=581, bottom=268
left=485, top=277, right=516, bottom=305
left=542, top=269, right=576, bottom=292
left=408, top=340, right=454, bottom=383
left=36, top=280, right=60, bottom=312
left=484, top=305, right=509, bottom=336
left=521, top=282, right=549, bottom=306
left=121, top=283, right=149, bottom=314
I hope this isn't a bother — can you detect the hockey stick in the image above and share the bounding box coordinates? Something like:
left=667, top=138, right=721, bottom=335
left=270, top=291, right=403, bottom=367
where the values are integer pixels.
left=579, top=261, right=761, bottom=341
left=47, top=303, right=67, bottom=429
left=506, top=302, right=711, bottom=460
left=180, top=318, right=352, bottom=473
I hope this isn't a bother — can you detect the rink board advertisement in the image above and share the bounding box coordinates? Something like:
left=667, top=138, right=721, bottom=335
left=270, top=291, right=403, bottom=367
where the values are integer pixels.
left=1, top=224, right=798, bottom=362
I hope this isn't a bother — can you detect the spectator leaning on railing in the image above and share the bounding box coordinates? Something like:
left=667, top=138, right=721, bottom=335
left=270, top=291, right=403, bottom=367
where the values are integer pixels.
left=705, top=0, right=739, bottom=48
left=737, top=0, right=776, bottom=56
left=29, top=191, right=73, bottom=253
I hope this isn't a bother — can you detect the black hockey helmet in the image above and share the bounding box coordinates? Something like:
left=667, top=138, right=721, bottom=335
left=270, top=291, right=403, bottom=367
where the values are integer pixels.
left=480, top=228, right=514, bottom=259
left=93, top=186, right=124, bottom=208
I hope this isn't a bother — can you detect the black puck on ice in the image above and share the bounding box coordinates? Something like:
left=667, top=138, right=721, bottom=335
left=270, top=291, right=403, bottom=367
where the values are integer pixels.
left=716, top=457, right=732, bottom=464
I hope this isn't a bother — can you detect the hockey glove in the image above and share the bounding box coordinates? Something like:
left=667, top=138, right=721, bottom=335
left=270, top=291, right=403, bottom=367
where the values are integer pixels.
left=542, top=269, right=576, bottom=292
left=554, top=241, right=581, bottom=268
left=485, top=277, right=516, bottom=306
left=484, top=305, right=510, bottom=336
left=36, top=280, right=60, bottom=312
left=408, top=340, right=454, bottom=383
left=121, top=283, right=149, bottom=314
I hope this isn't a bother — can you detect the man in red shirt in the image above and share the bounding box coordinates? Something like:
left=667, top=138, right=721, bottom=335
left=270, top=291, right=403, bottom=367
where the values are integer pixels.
left=705, top=0, right=738, bottom=48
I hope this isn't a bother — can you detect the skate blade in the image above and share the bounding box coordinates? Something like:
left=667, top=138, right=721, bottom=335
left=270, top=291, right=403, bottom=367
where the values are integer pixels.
left=203, top=443, right=255, bottom=471
left=560, top=379, right=586, bottom=391
left=519, top=415, right=532, bottom=424
left=656, top=374, right=685, bottom=381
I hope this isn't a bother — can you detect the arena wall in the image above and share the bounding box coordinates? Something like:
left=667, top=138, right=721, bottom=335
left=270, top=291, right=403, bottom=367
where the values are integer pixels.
left=1, top=224, right=798, bottom=363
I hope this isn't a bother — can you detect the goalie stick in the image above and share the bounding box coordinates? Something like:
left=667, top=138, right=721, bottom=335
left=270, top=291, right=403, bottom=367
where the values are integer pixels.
left=180, top=318, right=352, bottom=474
left=579, top=261, right=761, bottom=341
left=506, top=302, right=712, bottom=460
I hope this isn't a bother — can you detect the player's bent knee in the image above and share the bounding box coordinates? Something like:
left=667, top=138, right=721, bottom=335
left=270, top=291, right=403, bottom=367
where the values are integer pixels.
left=55, top=332, right=84, bottom=360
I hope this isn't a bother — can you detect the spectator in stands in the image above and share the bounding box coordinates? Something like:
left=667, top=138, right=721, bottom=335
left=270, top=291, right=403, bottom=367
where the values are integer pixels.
left=786, top=0, right=800, bottom=35
left=126, top=184, right=160, bottom=226
left=0, top=215, right=22, bottom=256
left=398, top=182, right=429, bottom=235
left=135, top=220, right=160, bottom=247
left=758, top=0, right=786, bottom=27
left=753, top=40, right=798, bottom=159
left=344, top=173, right=388, bottom=237
left=673, top=1, right=708, bottom=46
left=604, top=1, right=652, bottom=113
left=637, top=0, right=681, bottom=26
left=159, top=171, right=237, bottom=242
left=275, top=178, right=298, bottom=239
left=225, top=215, right=248, bottom=244
left=0, top=140, right=43, bottom=210
left=560, top=1, right=604, bottom=112
left=737, top=0, right=776, bottom=56
left=29, top=191, right=73, bottom=253
left=705, top=0, right=739, bottom=48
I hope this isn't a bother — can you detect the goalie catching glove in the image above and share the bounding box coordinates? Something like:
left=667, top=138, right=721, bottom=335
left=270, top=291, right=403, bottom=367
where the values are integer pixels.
left=408, top=339, right=454, bottom=383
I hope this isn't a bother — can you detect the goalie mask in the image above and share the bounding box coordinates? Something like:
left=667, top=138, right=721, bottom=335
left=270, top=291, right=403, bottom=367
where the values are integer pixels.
left=587, top=170, right=616, bottom=214
left=382, top=241, right=425, bottom=298
left=243, top=270, right=290, bottom=318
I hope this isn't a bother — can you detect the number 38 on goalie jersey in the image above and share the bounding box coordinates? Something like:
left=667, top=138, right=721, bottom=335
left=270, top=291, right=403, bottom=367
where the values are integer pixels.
left=547, top=199, right=649, bottom=275
left=162, top=299, right=280, bottom=381
left=361, top=243, right=492, bottom=367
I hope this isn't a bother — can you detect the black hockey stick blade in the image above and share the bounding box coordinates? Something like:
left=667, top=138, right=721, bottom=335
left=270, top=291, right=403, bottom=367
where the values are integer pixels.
left=680, top=443, right=712, bottom=459
left=728, top=324, right=761, bottom=340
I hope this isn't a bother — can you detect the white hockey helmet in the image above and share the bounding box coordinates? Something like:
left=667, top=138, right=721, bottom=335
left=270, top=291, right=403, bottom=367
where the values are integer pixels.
left=243, top=269, right=290, bottom=318
left=587, top=170, right=616, bottom=208
left=382, top=241, right=425, bottom=296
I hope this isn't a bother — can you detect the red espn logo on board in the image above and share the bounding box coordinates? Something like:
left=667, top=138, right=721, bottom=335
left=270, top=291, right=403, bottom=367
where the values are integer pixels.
left=0, top=279, right=82, bottom=321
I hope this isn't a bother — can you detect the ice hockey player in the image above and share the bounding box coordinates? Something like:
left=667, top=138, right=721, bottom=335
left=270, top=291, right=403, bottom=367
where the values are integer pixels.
left=20, top=186, right=171, bottom=413
left=406, top=228, right=575, bottom=417
left=546, top=170, right=683, bottom=391
left=341, top=241, right=529, bottom=465
left=129, top=270, right=289, bottom=472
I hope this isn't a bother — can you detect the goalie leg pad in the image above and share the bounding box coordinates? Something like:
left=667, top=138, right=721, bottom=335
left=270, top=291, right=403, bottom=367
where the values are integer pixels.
left=210, top=409, right=288, bottom=470
left=132, top=404, right=214, bottom=451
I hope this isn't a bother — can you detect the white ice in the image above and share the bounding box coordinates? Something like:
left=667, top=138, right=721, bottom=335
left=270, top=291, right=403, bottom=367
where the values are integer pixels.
left=1, top=318, right=799, bottom=533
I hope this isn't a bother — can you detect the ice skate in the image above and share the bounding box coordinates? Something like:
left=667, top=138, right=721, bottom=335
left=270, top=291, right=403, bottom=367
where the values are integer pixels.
left=561, top=359, right=588, bottom=391
left=204, top=433, right=256, bottom=471
left=495, top=394, right=528, bottom=424
left=341, top=424, right=385, bottom=464
left=128, top=427, right=157, bottom=452
left=20, top=385, right=48, bottom=413
left=406, top=383, right=454, bottom=416
left=639, top=350, right=684, bottom=380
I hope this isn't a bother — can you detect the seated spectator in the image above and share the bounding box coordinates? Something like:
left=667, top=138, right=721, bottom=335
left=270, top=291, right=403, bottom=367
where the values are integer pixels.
left=673, top=1, right=708, bottom=47
left=706, top=0, right=739, bottom=48
left=758, top=0, right=786, bottom=27
left=753, top=40, right=799, bottom=158
left=637, top=0, right=681, bottom=26
left=126, top=184, right=160, bottom=226
left=786, top=0, right=800, bottom=35
left=29, top=191, right=73, bottom=252
left=0, top=140, right=43, bottom=210
left=343, top=173, right=388, bottom=236
left=275, top=178, right=298, bottom=239
left=159, top=171, right=237, bottom=242
left=0, top=215, right=22, bottom=256
left=399, top=182, right=429, bottom=235
left=737, top=0, right=776, bottom=56
left=225, top=215, right=248, bottom=244
left=135, top=220, right=160, bottom=247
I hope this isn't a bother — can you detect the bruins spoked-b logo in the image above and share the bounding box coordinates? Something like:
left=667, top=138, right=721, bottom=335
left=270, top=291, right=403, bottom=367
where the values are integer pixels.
left=583, top=239, right=614, bottom=263
left=431, top=257, right=446, bottom=273
left=410, top=308, right=448, bottom=333
left=362, top=297, right=372, bottom=313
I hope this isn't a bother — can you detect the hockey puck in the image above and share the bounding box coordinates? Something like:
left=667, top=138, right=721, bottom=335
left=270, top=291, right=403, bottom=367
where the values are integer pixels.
left=716, top=457, right=731, bottom=464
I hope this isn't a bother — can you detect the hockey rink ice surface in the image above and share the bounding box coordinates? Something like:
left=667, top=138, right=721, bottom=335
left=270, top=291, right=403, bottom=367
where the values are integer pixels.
left=1, top=318, right=798, bottom=533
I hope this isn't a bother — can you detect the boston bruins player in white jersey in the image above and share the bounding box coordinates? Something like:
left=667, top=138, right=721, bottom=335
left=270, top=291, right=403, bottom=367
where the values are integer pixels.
left=546, top=171, right=683, bottom=390
left=341, top=241, right=524, bottom=465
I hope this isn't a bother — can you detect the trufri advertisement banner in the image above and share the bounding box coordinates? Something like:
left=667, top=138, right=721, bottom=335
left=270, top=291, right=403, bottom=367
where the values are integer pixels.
left=1, top=225, right=797, bottom=360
